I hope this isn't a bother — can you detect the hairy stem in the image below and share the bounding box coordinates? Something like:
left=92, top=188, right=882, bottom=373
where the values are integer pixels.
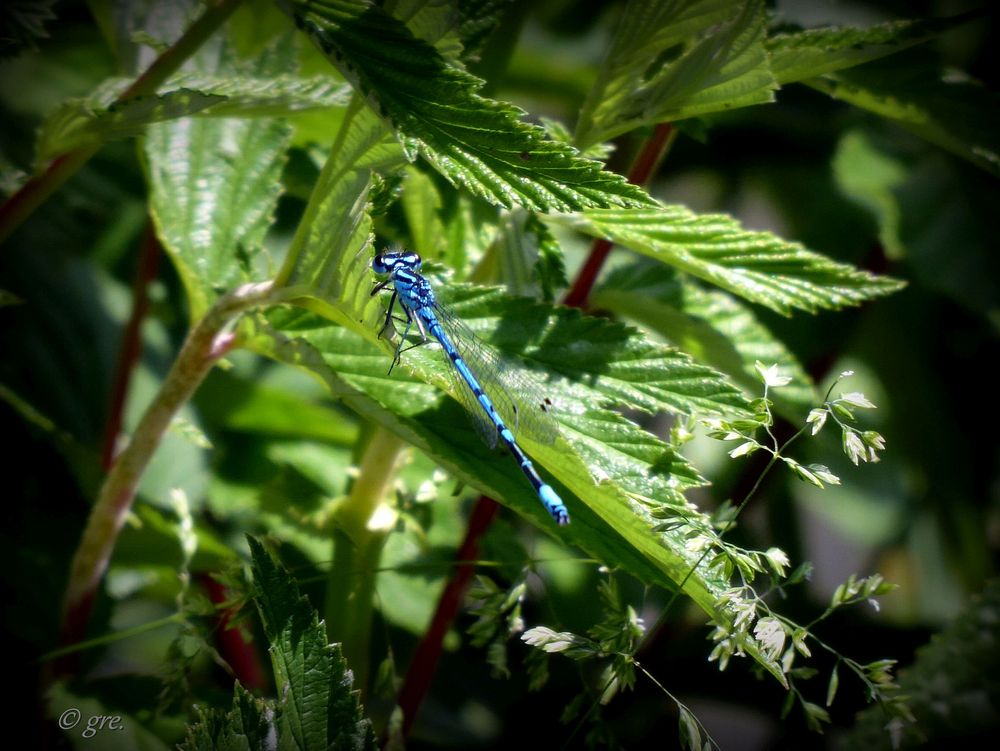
left=59, top=280, right=275, bottom=663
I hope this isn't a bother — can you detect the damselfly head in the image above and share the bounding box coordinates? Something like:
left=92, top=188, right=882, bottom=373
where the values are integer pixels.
left=373, top=248, right=422, bottom=275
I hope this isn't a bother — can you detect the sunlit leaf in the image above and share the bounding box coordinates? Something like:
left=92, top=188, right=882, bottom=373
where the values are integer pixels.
left=145, top=34, right=296, bottom=318
left=576, top=0, right=776, bottom=147
left=279, top=0, right=654, bottom=212
left=550, top=206, right=904, bottom=315
left=36, top=73, right=351, bottom=165
left=593, top=264, right=816, bottom=412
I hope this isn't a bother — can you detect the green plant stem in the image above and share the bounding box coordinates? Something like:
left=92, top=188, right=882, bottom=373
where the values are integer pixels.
left=45, top=613, right=184, bottom=662
left=59, top=280, right=275, bottom=665
left=325, top=425, right=406, bottom=696
left=0, top=0, right=245, bottom=245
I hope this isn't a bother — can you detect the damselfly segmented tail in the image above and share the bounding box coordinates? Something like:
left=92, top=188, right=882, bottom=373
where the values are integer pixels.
left=371, top=249, right=569, bottom=525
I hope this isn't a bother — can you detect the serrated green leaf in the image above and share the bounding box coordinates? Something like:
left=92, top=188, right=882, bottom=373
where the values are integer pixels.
left=400, top=166, right=447, bottom=258
left=245, top=296, right=785, bottom=684
left=279, top=0, right=654, bottom=212
left=266, top=283, right=721, bottom=505
left=167, top=71, right=352, bottom=116
left=248, top=537, right=376, bottom=751
left=550, top=206, right=904, bottom=315
left=181, top=683, right=276, bottom=751
left=275, top=96, right=401, bottom=299
left=181, top=538, right=377, bottom=750
left=437, top=284, right=748, bottom=419
left=767, top=12, right=982, bottom=86
left=146, top=115, right=290, bottom=317
left=37, top=85, right=220, bottom=166
left=807, top=51, right=1000, bottom=177
left=576, top=0, right=776, bottom=148
left=145, top=34, right=295, bottom=319
left=593, top=264, right=817, bottom=412
left=36, top=72, right=350, bottom=165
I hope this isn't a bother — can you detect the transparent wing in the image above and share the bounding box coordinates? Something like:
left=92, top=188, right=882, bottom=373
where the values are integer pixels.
left=432, top=301, right=559, bottom=447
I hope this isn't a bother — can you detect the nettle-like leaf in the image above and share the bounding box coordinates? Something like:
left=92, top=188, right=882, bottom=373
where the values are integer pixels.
left=179, top=538, right=376, bottom=751
left=274, top=101, right=402, bottom=304
left=399, top=166, right=449, bottom=259
left=265, top=279, right=734, bottom=515
left=277, top=0, right=653, bottom=212
left=36, top=73, right=351, bottom=166
left=191, top=0, right=785, bottom=685
left=549, top=206, right=904, bottom=315
left=250, top=310, right=783, bottom=681
left=181, top=683, right=276, bottom=751
left=431, top=283, right=748, bottom=424
left=766, top=12, right=982, bottom=86
left=592, top=263, right=816, bottom=413
left=575, top=0, right=776, bottom=148
left=145, top=33, right=300, bottom=318
left=147, top=114, right=290, bottom=316
left=266, top=244, right=788, bottom=682
left=455, top=0, right=509, bottom=59
left=806, top=51, right=1000, bottom=178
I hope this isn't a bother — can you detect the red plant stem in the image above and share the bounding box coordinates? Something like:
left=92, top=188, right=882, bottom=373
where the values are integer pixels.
left=562, top=123, right=674, bottom=309
left=0, top=149, right=98, bottom=245
left=391, top=496, right=500, bottom=741
left=0, top=0, right=244, bottom=245
left=101, top=222, right=163, bottom=470
left=200, top=574, right=268, bottom=691
left=59, top=281, right=274, bottom=667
